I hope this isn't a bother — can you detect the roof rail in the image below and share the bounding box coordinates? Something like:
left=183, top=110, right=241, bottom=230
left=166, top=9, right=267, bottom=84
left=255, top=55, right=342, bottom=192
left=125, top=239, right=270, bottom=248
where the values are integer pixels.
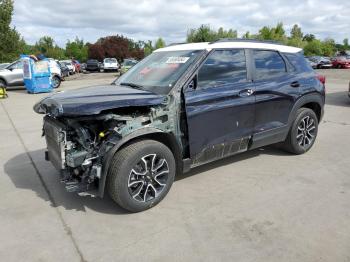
left=210, top=38, right=283, bottom=45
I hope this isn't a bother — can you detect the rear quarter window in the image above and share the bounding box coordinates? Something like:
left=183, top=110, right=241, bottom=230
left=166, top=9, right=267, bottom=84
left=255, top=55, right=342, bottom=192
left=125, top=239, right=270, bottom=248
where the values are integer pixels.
left=253, top=50, right=287, bottom=80
left=283, top=52, right=314, bottom=73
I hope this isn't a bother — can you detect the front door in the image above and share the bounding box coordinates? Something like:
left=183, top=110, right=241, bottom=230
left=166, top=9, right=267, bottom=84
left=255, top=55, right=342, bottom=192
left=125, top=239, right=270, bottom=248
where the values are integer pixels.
left=184, top=49, right=255, bottom=166
left=7, top=61, right=24, bottom=86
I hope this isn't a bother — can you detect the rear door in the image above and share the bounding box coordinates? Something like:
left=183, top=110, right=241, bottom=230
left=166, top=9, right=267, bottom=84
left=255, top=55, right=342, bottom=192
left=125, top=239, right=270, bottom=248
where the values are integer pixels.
left=184, top=49, right=255, bottom=165
left=251, top=49, right=300, bottom=146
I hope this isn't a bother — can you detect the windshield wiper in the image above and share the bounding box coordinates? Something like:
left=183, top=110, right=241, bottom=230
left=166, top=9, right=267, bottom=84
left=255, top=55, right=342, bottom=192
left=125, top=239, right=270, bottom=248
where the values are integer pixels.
left=119, top=82, right=144, bottom=90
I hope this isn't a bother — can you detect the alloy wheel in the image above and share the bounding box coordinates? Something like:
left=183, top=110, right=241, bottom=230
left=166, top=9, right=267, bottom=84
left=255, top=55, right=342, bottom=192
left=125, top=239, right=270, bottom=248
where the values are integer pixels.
left=128, top=154, right=169, bottom=202
left=296, top=115, right=316, bottom=148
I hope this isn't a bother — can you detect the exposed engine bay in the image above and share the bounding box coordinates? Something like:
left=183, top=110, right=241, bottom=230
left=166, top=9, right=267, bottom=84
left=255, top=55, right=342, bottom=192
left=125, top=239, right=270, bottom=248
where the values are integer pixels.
left=43, top=105, right=175, bottom=196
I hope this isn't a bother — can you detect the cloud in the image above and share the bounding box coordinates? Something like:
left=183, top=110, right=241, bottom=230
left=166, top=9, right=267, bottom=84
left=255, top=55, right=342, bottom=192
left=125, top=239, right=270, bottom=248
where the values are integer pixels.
left=12, top=0, right=350, bottom=47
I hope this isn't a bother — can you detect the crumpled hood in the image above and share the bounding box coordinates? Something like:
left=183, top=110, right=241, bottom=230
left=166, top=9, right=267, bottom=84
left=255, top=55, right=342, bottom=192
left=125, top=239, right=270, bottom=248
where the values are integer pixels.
left=33, top=85, right=166, bottom=117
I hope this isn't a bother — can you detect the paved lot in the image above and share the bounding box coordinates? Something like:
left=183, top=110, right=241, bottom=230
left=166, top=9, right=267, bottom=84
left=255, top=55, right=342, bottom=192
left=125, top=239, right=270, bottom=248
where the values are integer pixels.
left=1, top=70, right=350, bottom=262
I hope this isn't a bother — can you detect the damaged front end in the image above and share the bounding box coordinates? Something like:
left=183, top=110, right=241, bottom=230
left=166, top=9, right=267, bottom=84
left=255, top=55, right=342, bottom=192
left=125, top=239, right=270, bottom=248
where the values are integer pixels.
left=42, top=104, right=175, bottom=196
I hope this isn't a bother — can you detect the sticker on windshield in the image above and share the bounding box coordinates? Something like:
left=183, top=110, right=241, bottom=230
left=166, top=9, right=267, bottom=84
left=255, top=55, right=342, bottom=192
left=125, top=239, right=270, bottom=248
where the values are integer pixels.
left=166, top=57, right=190, bottom=64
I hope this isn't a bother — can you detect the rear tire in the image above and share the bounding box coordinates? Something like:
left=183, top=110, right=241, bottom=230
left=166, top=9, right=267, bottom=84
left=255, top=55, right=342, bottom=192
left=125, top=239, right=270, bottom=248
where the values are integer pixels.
left=107, top=140, right=176, bottom=212
left=51, top=75, right=61, bottom=88
left=282, top=108, right=318, bottom=154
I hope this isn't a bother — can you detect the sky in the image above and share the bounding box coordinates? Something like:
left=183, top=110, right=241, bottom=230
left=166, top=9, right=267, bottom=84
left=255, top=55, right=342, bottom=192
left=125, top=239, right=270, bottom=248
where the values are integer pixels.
left=12, top=0, right=350, bottom=47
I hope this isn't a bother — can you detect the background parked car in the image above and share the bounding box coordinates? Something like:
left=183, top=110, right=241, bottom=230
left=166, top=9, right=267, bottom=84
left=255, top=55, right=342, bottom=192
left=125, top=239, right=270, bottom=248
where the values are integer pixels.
left=47, top=58, right=63, bottom=88
left=86, top=59, right=100, bottom=72
left=60, top=60, right=75, bottom=74
left=309, top=56, right=333, bottom=69
left=102, top=58, right=119, bottom=72
left=59, top=61, right=70, bottom=78
left=305, top=57, right=317, bottom=69
left=0, top=58, right=62, bottom=89
left=332, top=56, right=350, bottom=69
left=120, top=58, right=138, bottom=75
left=72, top=60, right=81, bottom=73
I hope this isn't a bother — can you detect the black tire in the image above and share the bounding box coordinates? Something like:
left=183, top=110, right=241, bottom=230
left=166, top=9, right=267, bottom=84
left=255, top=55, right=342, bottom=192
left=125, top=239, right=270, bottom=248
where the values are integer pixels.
left=107, top=140, right=176, bottom=212
left=337, top=64, right=342, bottom=69
left=282, top=108, right=318, bottom=154
left=0, top=79, right=6, bottom=88
left=51, top=75, right=61, bottom=88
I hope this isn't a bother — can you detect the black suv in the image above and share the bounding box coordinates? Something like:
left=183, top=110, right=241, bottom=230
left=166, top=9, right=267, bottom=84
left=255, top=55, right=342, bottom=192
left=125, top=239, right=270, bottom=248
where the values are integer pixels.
left=34, top=40, right=325, bottom=212
left=85, top=59, right=100, bottom=72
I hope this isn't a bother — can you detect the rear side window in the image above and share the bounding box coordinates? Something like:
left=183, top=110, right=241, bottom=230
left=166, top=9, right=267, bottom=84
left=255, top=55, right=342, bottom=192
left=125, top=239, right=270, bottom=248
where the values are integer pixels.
left=284, top=52, right=314, bottom=73
left=253, top=50, right=286, bottom=79
left=198, top=49, right=247, bottom=88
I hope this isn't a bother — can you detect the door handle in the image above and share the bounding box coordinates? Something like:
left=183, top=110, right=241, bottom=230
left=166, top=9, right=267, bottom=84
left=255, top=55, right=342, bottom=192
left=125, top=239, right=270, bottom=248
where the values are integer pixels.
left=238, top=89, right=254, bottom=97
left=290, top=81, right=300, bottom=88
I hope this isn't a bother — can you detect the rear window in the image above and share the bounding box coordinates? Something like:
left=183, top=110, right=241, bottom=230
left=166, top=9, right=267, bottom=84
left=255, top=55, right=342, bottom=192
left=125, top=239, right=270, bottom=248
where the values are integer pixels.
left=253, top=50, right=286, bottom=80
left=104, top=58, right=117, bottom=63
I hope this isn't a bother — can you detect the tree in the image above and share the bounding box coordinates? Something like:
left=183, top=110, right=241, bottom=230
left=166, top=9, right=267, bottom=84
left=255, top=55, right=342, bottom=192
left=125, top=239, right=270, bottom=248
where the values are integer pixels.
left=321, top=38, right=336, bottom=57
left=0, top=0, right=25, bottom=62
left=303, top=34, right=316, bottom=42
left=34, top=36, right=65, bottom=59
left=187, top=24, right=217, bottom=42
left=143, top=40, right=153, bottom=56
left=258, top=26, right=274, bottom=40
left=187, top=24, right=237, bottom=43
left=88, top=35, right=144, bottom=61
left=242, top=31, right=251, bottom=39
left=303, top=39, right=323, bottom=56
left=343, top=38, right=349, bottom=50
left=290, top=24, right=303, bottom=40
left=273, top=22, right=286, bottom=41
left=155, top=37, right=166, bottom=49
left=66, top=37, right=88, bottom=61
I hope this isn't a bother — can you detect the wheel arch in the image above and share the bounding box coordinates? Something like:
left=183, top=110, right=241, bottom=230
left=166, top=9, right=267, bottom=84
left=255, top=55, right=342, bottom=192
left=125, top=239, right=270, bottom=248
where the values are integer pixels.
left=0, top=77, right=8, bottom=86
left=288, top=93, right=324, bottom=127
left=98, top=128, right=183, bottom=197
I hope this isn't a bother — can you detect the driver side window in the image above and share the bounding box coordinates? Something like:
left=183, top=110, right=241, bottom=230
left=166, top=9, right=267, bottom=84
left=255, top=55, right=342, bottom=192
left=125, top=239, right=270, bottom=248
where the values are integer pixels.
left=197, top=49, right=247, bottom=89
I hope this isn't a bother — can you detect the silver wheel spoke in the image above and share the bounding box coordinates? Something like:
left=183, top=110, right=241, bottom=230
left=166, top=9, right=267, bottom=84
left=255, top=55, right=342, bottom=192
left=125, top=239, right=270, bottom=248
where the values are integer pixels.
left=143, top=184, right=151, bottom=202
left=297, top=115, right=317, bottom=148
left=128, top=179, right=144, bottom=187
left=152, top=158, right=166, bottom=172
left=132, top=182, right=145, bottom=199
left=128, top=153, right=169, bottom=203
left=296, top=133, right=303, bottom=139
left=307, top=126, right=315, bottom=132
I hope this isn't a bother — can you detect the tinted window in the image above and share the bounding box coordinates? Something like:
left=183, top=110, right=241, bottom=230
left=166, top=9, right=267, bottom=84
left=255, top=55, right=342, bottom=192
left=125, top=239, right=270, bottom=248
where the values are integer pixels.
left=284, top=52, right=313, bottom=73
left=253, top=50, right=286, bottom=79
left=198, top=49, right=247, bottom=88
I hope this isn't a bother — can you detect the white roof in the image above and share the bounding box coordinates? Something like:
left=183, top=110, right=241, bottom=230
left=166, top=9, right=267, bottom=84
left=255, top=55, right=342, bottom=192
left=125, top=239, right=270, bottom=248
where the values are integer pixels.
left=155, top=41, right=302, bottom=54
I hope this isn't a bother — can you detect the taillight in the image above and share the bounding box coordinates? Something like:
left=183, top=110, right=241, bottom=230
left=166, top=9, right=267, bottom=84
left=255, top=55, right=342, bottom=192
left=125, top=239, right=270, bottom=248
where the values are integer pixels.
left=316, top=74, right=326, bottom=86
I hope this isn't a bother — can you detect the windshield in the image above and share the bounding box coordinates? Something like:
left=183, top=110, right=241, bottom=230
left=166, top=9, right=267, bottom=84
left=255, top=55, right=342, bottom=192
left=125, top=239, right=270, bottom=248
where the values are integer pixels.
left=115, top=50, right=202, bottom=94
left=105, top=58, right=117, bottom=63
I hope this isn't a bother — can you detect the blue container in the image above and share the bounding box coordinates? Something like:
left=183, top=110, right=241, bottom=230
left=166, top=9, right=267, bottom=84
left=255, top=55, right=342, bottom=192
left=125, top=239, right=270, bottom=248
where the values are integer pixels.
left=22, top=55, right=53, bottom=94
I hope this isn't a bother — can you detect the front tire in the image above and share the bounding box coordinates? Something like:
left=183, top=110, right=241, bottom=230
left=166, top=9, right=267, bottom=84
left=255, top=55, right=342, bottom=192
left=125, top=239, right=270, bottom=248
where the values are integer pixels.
left=282, top=108, right=318, bottom=154
left=107, top=140, right=176, bottom=212
left=0, top=79, right=6, bottom=88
